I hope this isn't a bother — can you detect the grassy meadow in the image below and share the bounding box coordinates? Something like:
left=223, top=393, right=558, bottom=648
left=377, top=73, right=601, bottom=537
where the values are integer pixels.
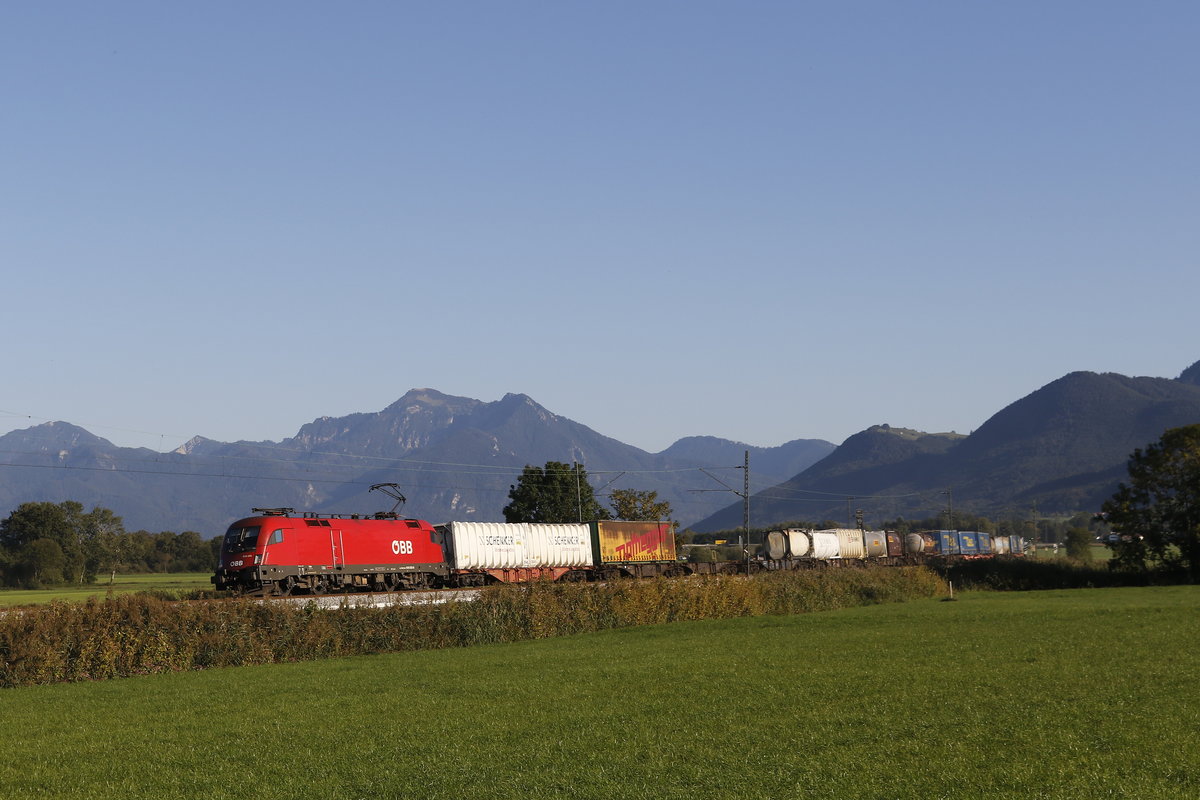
left=1, top=584, right=1197, bottom=799
left=0, top=573, right=213, bottom=607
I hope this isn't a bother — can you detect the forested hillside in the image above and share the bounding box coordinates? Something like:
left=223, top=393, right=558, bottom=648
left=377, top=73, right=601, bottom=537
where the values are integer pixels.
left=694, top=364, right=1200, bottom=531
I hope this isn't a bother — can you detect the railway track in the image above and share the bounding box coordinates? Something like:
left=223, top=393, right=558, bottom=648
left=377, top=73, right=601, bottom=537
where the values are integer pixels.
left=251, top=587, right=482, bottom=609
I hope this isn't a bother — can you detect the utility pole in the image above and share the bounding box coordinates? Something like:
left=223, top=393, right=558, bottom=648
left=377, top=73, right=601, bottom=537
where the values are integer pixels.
left=574, top=460, right=583, bottom=523
left=743, top=450, right=750, bottom=575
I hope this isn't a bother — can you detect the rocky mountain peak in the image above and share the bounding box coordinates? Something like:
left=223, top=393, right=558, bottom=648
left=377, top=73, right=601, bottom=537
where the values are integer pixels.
left=172, top=436, right=211, bottom=455
left=9, top=421, right=111, bottom=451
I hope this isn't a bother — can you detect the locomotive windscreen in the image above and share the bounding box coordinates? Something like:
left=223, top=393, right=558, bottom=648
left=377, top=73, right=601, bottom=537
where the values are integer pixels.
left=223, top=525, right=261, bottom=553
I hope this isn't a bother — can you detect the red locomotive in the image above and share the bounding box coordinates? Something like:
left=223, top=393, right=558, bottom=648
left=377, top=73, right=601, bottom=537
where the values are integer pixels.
left=212, top=508, right=448, bottom=595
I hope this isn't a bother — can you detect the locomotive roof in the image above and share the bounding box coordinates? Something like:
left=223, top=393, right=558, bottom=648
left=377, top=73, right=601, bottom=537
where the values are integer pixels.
left=249, top=507, right=410, bottom=521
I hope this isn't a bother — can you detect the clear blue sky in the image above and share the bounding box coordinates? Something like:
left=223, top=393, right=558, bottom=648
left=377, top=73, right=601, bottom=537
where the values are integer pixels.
left=4, top=2, right=1198, bottom=453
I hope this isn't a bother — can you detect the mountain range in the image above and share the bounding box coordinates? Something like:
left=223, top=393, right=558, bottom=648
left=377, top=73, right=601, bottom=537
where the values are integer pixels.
left=1, top=360, right=1198, bottom=536
left=0, top=390, right=833, bottom=535
left=694, top=361, right=1200, bottom=530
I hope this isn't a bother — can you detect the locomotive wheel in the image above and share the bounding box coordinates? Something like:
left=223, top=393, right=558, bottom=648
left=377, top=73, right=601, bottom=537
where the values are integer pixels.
left=276, top=576, right=297, bottom=596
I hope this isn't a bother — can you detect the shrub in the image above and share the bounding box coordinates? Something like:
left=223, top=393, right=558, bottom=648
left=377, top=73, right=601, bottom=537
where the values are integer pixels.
left=0, top=567, right=944, bottom=688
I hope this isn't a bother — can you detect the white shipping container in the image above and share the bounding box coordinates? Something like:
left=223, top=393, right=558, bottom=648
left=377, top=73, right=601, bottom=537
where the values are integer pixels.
left=522, top=523, right=593, bottom=568
left=439, top=522, right=593, bottom=570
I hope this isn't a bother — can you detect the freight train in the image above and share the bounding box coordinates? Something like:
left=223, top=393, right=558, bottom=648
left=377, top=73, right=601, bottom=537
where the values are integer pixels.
left=211, top=509, right=1027, bottom=597
left=211, top=509, right=688, bottom=595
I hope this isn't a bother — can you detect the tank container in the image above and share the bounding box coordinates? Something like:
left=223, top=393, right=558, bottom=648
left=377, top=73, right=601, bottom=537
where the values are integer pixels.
left=809, top=530, right=841, bottom=559
left=786, top=529, right=812, bottom=558
left=817, top=528, right=864, bottom=559
left=906, top=533, right=933, bottom=555
left=863, top=531, right=887, bottom=558
left=763, top=531, right=788, bottom=560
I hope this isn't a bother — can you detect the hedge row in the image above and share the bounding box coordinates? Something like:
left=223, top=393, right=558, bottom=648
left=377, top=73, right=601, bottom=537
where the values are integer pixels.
left=932, top=556, right=1184, bottom=591
left=0, top=567, right=943, bottom=688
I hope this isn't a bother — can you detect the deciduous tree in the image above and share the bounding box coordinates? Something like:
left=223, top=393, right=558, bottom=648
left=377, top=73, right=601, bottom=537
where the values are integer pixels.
left=503, top=461, right=610, bottom=523
left=1101, top=424, right=1200, bottom=577
left=1, top=501, right=88, bottom=584
left=1064, top=527, right=1092, bottom=561
left=609, top=488, right=673, bottom=522
left=20, top=538, right=66, bottom=586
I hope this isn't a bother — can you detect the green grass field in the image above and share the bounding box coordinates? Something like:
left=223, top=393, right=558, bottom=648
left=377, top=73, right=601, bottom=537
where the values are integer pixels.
left=1, top=585, right=1197, bottom=799
left=0, top=573, right=212, bottom=607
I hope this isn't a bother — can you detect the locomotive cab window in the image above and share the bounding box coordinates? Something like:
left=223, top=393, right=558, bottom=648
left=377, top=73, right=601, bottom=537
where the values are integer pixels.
left=268, top=529, right=284, bottom=545
left=223, top=525, right=261, bottom=552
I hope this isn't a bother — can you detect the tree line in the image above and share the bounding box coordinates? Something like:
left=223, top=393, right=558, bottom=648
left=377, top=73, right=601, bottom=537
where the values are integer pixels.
left=0, top=501, right=217, bottom=588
